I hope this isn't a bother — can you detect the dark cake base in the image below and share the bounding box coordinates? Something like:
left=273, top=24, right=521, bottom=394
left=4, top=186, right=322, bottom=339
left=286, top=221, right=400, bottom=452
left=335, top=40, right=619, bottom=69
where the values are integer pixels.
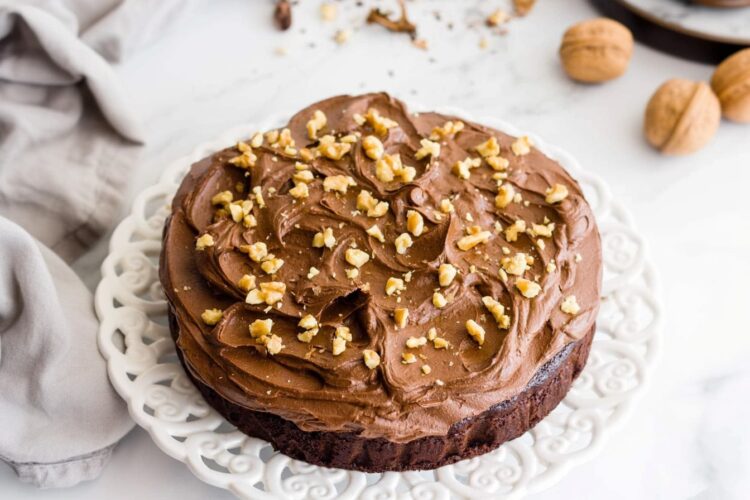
left=170, top=309, right=594, bottom=473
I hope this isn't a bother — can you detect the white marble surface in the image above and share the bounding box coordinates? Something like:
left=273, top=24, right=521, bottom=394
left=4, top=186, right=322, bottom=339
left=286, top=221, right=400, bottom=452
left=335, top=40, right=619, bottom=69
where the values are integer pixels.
left=3, top=0, right=750, bottom=498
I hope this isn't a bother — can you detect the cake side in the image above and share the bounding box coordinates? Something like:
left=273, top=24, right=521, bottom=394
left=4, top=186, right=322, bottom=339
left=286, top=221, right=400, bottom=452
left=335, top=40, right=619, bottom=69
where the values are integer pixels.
left=159, top=93, right=602, bottom=449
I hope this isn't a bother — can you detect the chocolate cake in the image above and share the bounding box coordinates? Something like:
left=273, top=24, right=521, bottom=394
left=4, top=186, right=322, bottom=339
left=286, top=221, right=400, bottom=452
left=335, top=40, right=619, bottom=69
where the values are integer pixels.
left=160, top=93, right=602, bottom=472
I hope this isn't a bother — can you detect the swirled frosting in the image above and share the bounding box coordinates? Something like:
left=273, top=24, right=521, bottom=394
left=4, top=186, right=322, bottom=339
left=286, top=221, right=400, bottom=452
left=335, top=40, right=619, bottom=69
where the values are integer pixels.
left=160, top=93, right=602, bottom=443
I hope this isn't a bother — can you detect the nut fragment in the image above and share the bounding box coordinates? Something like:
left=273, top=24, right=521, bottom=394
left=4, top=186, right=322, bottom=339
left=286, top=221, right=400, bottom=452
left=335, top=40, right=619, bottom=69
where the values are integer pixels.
left=433, top=337, right=450, bottom=349
left=323, top=175, right=356, bottom=194
left=421, top=364, right=432, bottom=375
left=406, top=336, right=428, bottom=348
left=438, top=263, right=457, bottom=287
left=313, top=228, right=336, bottom=249
left=246, top=281, right=287, bottom=306
left=406, top=210, right=424, bottom=237
left=486, top=9, right=509, bottom=27
left=345, top=248, right=370, bottom=268
left=357, top=190, right=389, bottom=218
left=366, top=225, right=386, bottom=242
left=249, top=318, right=273, bottom=338
left=475, top=137, right=500, bottom=157
left=432, top=292, right=448, bottom=308
left=195, top=233, right=214, bottom=250
left=711, top=48, right=750, bottom=123
left=452, top=157, right=481, bottom=179
left=515, top=278, right=541, bottom=298
left=261, top=256, right=284, bottom=274
left=362, top=135, right=385, bottom=160
left=358, top=108, right=398, bottom=136
left=201, top=308, right=223, bottom=325
left=457, top=230, right=491, bottom=251
left=394, top=233, right=413, bottom=254
left=511, top=136, right=533, bottom=156
left=401, top=352, right=417, bottom=364
left=244, top=242, right=268, bottom=262
left=332, top=337, right=347, bottom=356
left=259, top=334, right=285, bottom=355
left=502, top=253, right=528, bottom=276
left=298, top=314, right=318, bottom=330
left=644, top=79, right=721, bottom=156
left=394, top=308, right=409, bottom=328
left=561, top=295, right=581, bottom=315
left=559, top=18, right=633, bottom=83
left=482, top=297, right=510, bottom=329
left=289, top=182, right=309, bottom=199
left=306, top=110, right=327, bottom=139
left=238, top=274, right=256, bottom=292
left=466, top=319, right=486, bottom=345
left=363, top=349, right=381, bottom=369
left=414, top=138, right=440, bottom=160
left=430, top=121, right=464, bottom=140
left=211, top=190, right=233, bottom=206
left=504, top=220, right=526, bottom=242
left=385, top=277, right=405, bottom=296
left=495, top=184, right=516, bottom=209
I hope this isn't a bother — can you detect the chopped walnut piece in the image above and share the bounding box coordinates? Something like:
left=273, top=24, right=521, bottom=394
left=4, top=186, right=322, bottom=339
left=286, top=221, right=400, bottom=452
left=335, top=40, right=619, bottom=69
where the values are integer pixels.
left=438, top=263, right=457, bottom=287
left=195, top=234, right=214, bottom=250
left=385, top=277, right=406, bottom=296
left=252, top=186, right=266, bottom=208
left=366, top=225, right=386, bottom=242
left=238, top=274, right=256, bottom=292
left=293, top=169, right=314, bottom=184
left=298, top=315, right=318, bottom=330
left=414, top=138, right=440, bottom=160
left=249, top=318, right=274, bottom=338
left=452, top=157, right=481, bottom=179
left=261, top=256, right=284, bottom=275
left=363, top=349, right=381, bottom=369
left=457, top=230, right=491, bottom=251
left=201, top=308, right=223, bottom=325
left=289, top=182, right=309, bottom=199
left=250, top=133, right=263, bottom=148
left=360, top=108, right=398, bottom=136
left=515, top=278, right=541, bottom=298
left=307, top=267, right=320, bottom=279
left=504, top=220, right=526, bottom=242
left=243, top=214, right=258, bottom=228
left=211, top=191, right=233, bottom=206
left=421, top=364, right=432, bottom=375
left=502, top=253, right=529, bottom=276
left=432, top=292, right=448, bottom=308
left=406, top=210, right=424, bottom=236
left=332, top=337, right=347, bottom=356
left=362, top=135, right=385, bottom=160
left=475, top=137, right=500, bottom=158
left=244, top=242, right=268, bottom=262
left=318, top=135, right=352, bottom=160
left=345, top=248, right=370, bottom=268
left=323, top=174, right=356, bottom=194
left=530, top=222, right=555, bottom=238
left=312, top=228, right=336, bottom=249
left=511, top=135, right=533, bottom=156
left=546, top=260, right=557, bottom=273
left=346, top=268, right=359, bottom=280
left=357, top=190, right=390, bottom=217
left=394, top=233, right=413, bottom=254
left=401, top=352, right=417, bottom=364
left=306, top=110, right=327, bottom=139
left=246, top=281, right=287, bottom=306
left=335, top=325, right=352, bottom=341
left=482, top=296, right=510, bottom=329
left=433, top=337, right=450, bottom=349
left=394, top=308, right=409, bottom=328
left=486, top=9, right=510, bottom=26
left=262, top=334, right=285, bottom=355
left=466, top=320, right=486, bottom=345
left=430, top=120, right=464, bottom=140
left=439, top=198, right=455, bottom=214
left=229, top=149, right=258, bottom=169
left=427, top=327, right=438, bottom=341
left=545, top=183, right=569, bottom=204
left=486, top=155, right=510, bottom=171
left=406, top=336, right=427, bottom=348
left=561, top=295, right=581, bottom=315
left=297, top=328, right=319, bottom=343
left=495, top=184, right=516, bottom=209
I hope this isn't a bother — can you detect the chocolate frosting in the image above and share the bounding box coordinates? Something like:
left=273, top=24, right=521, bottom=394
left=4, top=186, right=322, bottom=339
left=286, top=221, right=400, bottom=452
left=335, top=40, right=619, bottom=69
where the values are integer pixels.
left=160, top=93, right=602, bottom=443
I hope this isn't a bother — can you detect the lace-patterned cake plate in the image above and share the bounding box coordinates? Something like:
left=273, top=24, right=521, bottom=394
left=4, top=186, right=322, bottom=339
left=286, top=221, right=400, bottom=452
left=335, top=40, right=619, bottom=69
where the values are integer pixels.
left=95, top=106, right=662, bottom=500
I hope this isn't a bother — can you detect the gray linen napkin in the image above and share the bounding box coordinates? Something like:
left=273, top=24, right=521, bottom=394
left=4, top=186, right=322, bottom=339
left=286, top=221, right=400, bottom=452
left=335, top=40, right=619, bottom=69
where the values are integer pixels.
left=0, top=0, right=185, bottom=488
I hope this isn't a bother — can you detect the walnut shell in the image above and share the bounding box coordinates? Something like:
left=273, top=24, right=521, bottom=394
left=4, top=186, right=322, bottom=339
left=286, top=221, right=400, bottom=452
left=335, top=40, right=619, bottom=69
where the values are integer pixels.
left=559, top=18, right=633, bottom=83
left=711, top=48, right=750, bottom=123
left=644, top=79, right=721, bottom=156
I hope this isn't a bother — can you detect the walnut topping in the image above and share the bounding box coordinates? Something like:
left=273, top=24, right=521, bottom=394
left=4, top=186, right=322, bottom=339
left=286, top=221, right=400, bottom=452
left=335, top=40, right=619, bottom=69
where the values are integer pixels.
left=502, top=252, right=529, bottom=276
left=421, top=364, right=432, bottom=375
left=546, top=260, right=557, bottom=273
left=561, top=295, right=581, bottom=315
left=252, top=186, right=266, bottom=208
left=430, top=120, right=464, bottom=140
left=432, top=292, right=448, bottom=308
left=345, top=248, right=370, bottom=268
left=307, top=267, right=320, bottom=279
left=401, top=352, right=417, bottom=364
left=246, top=281, right=287, bottom=306
left=394, top=308, right=409, bottom=328
left=466, top=319, right=486, bottom=345
left=406, top=210, right=424, bottom=237
left=486, top=155, right=509, bottom=171
left=452, top=157, right=481, bottom=179
left=195, top=233, right=215, bottom=250
left=323, top=174, right=356, bottom=193
left=260, top=256, right=284, bottom=274
left=360, top=108, right=398, bottom=136
left=211, top=191, right=233, bottom=206
left=366, top=225, right=386, bottom=243
left=438, top=263, right=457, bottom=287
left=362, top=135, right=385, bottom=160
left=260, top=334, right=285, bottom=355
left=228, top=200, right=253, bottom=223
left=515, top=278, right=541, bottom=298
left=406, top=336, right=427, bottom=348
left=298, top=314, right=318, bottom=330
left=293, top=169, right=314, bottom=184
left=433, top=337, right=450, bottom=349
left=529, top=222, right=555, bottom=238
left=243, top=242, right=268, bottom=262
left=504, top=220, right=526, bottom=242
left=545, top=183, right=569, bottom=204
left=357, top=190, right=389, bottom=217
left=229, top=147, right=258, bottom=168
left=486, top=9, right=510, bottom=26
left=297, top=329, right=318, bottom=343
left=511, top=135, right=533, bottom=156
left=439, top=198, right=455, bottom=213
left=385, top=277, right=406, bottom=296
left=394, top=233, right=413, bottom=254
left=427, top=327, right=438, bottom=341
left=482, top=297, right=510, bottom=329
left=414, top=138, right=440, bottom=160
left=238, top=274, right=257, bottom=292
left=249, top=318, right=273, bottom=338
left=345, top=268, right=359, bottom=280
left=317, top=135, right=352, bottom=160
left=495, top=184, right=516, bottom=209
left=475, top=137, right=500, bottom=158
left=201, top=308, right=223, bottom=325
left=332, top=337, right=346, bottom=356
left=375, top=154, right=416, bottom=183
left=289, top=182, right=309, bottom=199
left=312, top=228, right=336, bottom=249
left=363, top=349, right=381, bottom=369
left=457, top=230, right=491, bottom=251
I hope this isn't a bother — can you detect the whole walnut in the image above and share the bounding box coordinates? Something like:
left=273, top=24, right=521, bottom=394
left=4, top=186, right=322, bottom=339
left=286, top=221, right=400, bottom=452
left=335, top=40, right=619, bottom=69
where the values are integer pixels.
left=711, top=48, right=750, bottom=123
left=644, top=79, right=721, bottom=155
left=559, top=18, right=633, bottom=83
